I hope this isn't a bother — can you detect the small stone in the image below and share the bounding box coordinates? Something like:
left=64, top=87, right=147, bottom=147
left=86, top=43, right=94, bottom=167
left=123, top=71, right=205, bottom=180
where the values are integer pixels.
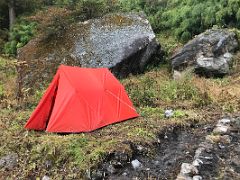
left=193, top=175, right=202, bottom=180
left=45, top=160, right=52, bottom=169
left=107, top=164, right=116, bottom=174
left=218, top=118, right=231, bottom=125
left=137, top=145, right=144, bottom=152
left=91, top=170, right=103, bottom=179
left=180, top=163, right=192, bottom=174
left=203, top=125, right=212, bottom=132
left=192, top=159, right=203, bottom=167
left=165, top=109, right=174, bottom=118
left=213, top=125, right=228, bottom=134
left=173, top=70, right=182, bottom=80
left=42, top=175, right=50, bottom=180
left=131, top=159, right=142, bottom=169
left=218, top=143, right=225, bottom=149
left=180, top=163, right=198, bottom=175
left=203, top=156, right=213, bottom=160
left=194, top=147, right=204, bottom=159
left=122, top=172, right=127, bottom=176
left=86, top=169, right=91, bottom=179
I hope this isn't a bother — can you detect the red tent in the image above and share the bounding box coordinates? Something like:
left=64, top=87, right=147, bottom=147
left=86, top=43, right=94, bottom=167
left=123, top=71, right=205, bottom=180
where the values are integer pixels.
left=25, top=65, right=139, bottom=133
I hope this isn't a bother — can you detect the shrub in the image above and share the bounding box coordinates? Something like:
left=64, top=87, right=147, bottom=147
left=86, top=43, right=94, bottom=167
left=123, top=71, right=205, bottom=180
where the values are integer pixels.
left=74, top=0, right=120, bottom=20
left=4, top=20, right=37, bottom=55
left=123, top=70, right=212, bottom=108
left=119, top=0, right=240, bottom=42
left=124, top=75, right=158, bottom=107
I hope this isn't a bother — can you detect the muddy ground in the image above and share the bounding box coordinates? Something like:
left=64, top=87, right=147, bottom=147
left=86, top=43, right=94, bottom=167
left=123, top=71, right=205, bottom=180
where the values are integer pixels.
left=92, top=117, right=240, bottom=180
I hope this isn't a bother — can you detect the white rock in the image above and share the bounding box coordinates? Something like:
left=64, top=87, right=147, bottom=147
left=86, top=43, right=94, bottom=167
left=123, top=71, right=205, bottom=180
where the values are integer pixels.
left=122, top=172, right=127, bottom=176
left=213, top=125, right=228, bottom=134
left=131, top=159, right=142, bottom=169
left=218, top=118, right=231, bottom=125
left=194, top=147, right=204, bottom=159
left=42, top=176, right=50, bottom=180
left=137, top=145, right=144, bottom=152
left=180, top=163, right=198, bottom=175
left=165, top=109, right=174, bottom=118
left=180, top=163, right=192, bottom=174
left=193, top=175, right=202, bottom=180
left=173, top=70, right=182, bottom=80
left=192, top=159, right=203, bottom=167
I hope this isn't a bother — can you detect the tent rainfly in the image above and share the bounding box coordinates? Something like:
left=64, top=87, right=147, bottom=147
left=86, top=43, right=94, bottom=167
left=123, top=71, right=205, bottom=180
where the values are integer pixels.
left=25, top=65, right=139, bottom=132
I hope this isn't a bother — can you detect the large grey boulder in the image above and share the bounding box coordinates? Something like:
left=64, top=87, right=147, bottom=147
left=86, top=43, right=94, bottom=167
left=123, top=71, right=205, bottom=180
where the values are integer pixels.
left=17, top=12, right=161, bottom=96
left=171, top=29, right=239, bottom=77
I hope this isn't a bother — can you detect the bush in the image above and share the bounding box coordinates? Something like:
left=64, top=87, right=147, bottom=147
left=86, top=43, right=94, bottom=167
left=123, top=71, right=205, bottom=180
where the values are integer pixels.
left=119, top=0, right=240, bottom=42
left=4, top=20, right=37, bottom=56
left=74, top=0, right=120, bottom=20
left=123, top=70, right=212, bottom=108
left=124, top=75, right=158, bottom=107
left=159, top=79, right=198, bottom=102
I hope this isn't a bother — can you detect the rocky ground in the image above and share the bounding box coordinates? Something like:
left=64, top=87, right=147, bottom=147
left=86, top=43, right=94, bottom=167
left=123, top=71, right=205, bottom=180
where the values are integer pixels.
left=89, top=116, right=240, bottom=180
left=1, top=113, right=239, bottom=179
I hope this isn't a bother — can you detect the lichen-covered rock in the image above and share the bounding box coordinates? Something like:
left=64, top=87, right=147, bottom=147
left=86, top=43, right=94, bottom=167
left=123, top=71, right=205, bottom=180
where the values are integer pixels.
left=17, top=12, right=161, bottom=97
left=171, top=29, right=238, bottom=77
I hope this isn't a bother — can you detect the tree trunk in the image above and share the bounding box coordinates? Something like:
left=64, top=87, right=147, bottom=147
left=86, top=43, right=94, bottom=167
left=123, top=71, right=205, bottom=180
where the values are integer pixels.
left=8, top=0, right=16, bottom=29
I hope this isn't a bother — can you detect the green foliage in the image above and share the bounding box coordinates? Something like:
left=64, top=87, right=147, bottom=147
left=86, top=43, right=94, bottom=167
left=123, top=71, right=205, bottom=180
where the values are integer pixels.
left=48, top=0, right=120, bottom=20
left=157, top=32, right=182, bottom=57
left=0, top=84, right=4, bottom=99
left=230, top=28, right=240, bottom=42
left=173, top=110, right=187, bottom=118
left=159, top=78, right=199, bottom=102
left=140, top=107, right=164, bottom=118
left=124, top=76, right=158, bottom=107
left=68, top=137, right=89, bottom=164
left=128, top=127, right=155, bottom=139
left=119, top=0, right=240, bottom=42
left=124, top=70, right=212, bottom=108
left=4, top=20, right=37, bottom=55
left=119, top=0, right=167, bottom=30
left=33, top=89, right=45, bottom=102
left=39, top=0, right=120, bottom=43
left=73, top=0, right=120, bottom=20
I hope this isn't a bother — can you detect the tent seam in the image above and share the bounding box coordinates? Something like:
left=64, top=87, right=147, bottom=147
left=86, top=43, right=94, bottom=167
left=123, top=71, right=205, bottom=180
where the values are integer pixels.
left=61, top=67, right=96, bottom=112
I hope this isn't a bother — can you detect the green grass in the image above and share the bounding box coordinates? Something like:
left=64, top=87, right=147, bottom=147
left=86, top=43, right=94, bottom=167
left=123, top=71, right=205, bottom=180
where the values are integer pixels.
left=157, top=32, right=182, bottom=57
left=1, top=53, right=240, bottom=178
left=123, top=68, right=212, bottom=108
